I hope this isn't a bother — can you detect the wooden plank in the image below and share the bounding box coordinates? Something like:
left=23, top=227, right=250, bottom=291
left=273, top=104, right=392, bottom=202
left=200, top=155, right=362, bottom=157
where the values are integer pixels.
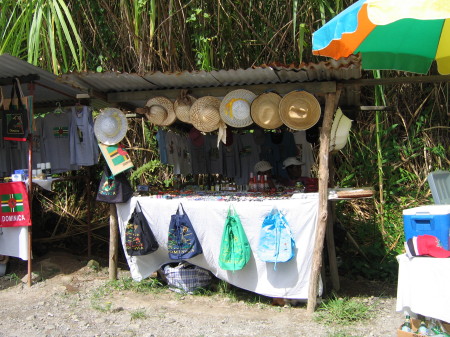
left=107, top=81, right=337, bottom=103
left=307, top=91, right=339, bottom=315
left=109, top=204, right=119, bottom=281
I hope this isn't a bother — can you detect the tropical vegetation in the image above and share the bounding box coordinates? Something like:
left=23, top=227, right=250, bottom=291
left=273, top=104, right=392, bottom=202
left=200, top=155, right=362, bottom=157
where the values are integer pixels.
left=1, top=0, right=448, bottom=281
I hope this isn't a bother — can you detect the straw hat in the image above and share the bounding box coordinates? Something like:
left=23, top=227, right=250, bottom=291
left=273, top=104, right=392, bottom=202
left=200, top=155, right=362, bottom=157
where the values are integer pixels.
left=174, top=90, right=196, bottom=124
left=94, top=108, right=128, bottom=145
left=190, top=96, right=222, bottom=132
left=279, top=91, right=321, bottom=130
left=145, top=96, right=177, bottom=126
left=251, top=92, right=283, bottom=129
left=220, top=89, right=256, bottom=128
left=330, top=107, right=352, bottom=152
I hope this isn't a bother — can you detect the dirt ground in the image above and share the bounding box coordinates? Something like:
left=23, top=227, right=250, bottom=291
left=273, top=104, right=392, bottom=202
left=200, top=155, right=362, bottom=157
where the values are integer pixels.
left=0, top=250, right=405, bottom=337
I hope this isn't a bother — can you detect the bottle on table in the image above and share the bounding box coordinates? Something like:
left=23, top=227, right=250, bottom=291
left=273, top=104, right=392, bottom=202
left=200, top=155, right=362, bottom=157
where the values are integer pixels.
left=400, top=315, right=412, bottom=332
left=418, top=320, right=429, bottom=335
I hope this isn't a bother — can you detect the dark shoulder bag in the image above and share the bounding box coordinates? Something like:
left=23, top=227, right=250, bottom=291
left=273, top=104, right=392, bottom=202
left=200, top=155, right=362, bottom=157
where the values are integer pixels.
left=2, top=79, right=29, bottom=142
left=167, top=203, right=203, bottom=260
left=96, top=166, right=134, bottom=204
left=125, top=201, right=159, bottom=256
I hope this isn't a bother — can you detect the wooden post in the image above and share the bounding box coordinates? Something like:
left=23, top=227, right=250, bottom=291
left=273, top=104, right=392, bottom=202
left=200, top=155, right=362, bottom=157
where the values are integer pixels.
left=307, top=92, right=338, bottom=314
left=109, top=204, right=119, bottom=280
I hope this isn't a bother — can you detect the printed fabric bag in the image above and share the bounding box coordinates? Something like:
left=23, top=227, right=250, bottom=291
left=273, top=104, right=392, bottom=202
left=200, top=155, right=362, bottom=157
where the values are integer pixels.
left=125, top=201, right=159, bottom=256
left=2, top=79, right=29, bottom=142
left=163, top=262, right=212, bottom=294
left=256, top=208, right=296, bottom=269
left=96, top=166, right=134, bottom=204
left=219, top=205, right=251, bottom=271
left=167, top=203, right=203, bottom=260
left=0, top=181, right=31, bottom=227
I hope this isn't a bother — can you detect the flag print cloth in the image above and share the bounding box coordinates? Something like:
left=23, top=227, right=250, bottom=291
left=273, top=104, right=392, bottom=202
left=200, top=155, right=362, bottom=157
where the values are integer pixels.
left=0, top=182, right=31, bottom=227
left=99, top=142, right=134, bottom=176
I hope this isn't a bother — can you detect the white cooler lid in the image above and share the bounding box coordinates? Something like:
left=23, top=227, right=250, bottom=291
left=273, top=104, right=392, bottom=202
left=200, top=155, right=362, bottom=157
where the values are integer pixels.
left=403, top=204, right=450, bottom=215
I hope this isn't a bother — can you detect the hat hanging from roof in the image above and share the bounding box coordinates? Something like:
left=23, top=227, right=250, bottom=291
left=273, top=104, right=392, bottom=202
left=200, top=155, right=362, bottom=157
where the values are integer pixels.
left=220, top=89, right=256, bottom=128
left=144, top=96, right=177, bottom=126
left=251, top=92, right=283, bottom=129
left=174, top=89, right=196, bottom=124
left=94, top=107, right=128, bottom=145
left=190, top=96, right=222, bottom=132
left=279, top=91, right=321, bottom=130
left=330, top=107, right=352, bottom=152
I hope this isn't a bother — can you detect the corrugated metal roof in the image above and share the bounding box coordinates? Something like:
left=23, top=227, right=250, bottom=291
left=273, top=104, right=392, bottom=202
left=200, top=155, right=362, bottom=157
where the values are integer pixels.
left=59, top=55, right=362, bottom=97
left=0, top=54, right=85, bottom=106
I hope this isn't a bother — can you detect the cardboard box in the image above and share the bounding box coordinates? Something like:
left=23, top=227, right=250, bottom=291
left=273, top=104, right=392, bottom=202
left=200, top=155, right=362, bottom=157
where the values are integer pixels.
left=397, top=318, right=450, bottom=337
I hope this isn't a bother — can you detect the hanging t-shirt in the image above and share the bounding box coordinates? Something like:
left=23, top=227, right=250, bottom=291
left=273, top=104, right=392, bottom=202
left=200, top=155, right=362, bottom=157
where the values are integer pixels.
left=205, top=135, right=223, bottom=175
left=165, top=131, right=183, bottom=174
left=0, top=117, right=7, bottom=177
left=259, top=131, right=297, bottom=179
left=41, top=112, right=77, bottom=173
left=32, top=117, right=44, bottom=168
left=179, top=133, right=192, bottom=175
left=69, top=106, right=99, bottom=166
left=156, top=128, right=168, bottom=164
left=5, top=140, right=28, bottom=175
left=222, top=133, right=241, bottom=180
left=293, top=131, right=314, bottom=178
left=236, top=133, right=261, bottom=185
left=189, top=137, right=208, bottom=175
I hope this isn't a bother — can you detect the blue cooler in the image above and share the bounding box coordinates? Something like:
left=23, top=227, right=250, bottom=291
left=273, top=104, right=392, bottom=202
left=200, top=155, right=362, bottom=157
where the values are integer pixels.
left=403, top=205, right=450, bottom=249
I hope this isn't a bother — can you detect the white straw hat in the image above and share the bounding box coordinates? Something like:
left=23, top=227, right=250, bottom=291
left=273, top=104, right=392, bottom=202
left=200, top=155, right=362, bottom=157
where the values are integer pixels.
left=251, top=92, right=283, bottom=129
left=145, top=96, right=177, bottom=126
left=279, top=91, right=321, bottom=130
left=330, top=107, right=352, bottom=152
left=220, top=89, right=256, bottom=128
left=94, top=108, right=128, bottom=145
left=174, top=90, right=196, bottom=124
left=190, top=96, right=222, bottom=132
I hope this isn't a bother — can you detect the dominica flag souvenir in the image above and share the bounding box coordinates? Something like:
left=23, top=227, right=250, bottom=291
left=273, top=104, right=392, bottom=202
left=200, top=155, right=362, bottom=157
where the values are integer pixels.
left=0, top=182, right=31, bottom=227
left=98, top=142, right=134, bottom=176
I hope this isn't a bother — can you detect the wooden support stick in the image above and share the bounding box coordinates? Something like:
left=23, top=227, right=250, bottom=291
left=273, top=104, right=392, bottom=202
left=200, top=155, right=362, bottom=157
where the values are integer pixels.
left=307, top=92, right=337, bottom=315
left=326, top=201, right=340, bottom=291
left=109, top=204, right=119, bottom=281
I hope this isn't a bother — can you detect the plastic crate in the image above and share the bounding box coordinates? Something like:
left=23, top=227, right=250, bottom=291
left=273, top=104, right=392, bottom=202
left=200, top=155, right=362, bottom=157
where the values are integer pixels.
left=403, top=205, right=450, bottom=250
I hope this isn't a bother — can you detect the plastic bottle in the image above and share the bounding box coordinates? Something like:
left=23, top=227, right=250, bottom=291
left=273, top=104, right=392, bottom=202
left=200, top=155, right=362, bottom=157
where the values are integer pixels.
left=264, top=175, right=269, bottom=191
left=249, top=172, right=255, bottom=192
left=418, top=320, right=429, bottom=335
left=401, top=315, right=412, bottom=332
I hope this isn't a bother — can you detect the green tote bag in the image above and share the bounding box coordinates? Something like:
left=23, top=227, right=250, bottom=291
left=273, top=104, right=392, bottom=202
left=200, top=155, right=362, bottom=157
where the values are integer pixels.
left=219, top=205, right=251, bottom=271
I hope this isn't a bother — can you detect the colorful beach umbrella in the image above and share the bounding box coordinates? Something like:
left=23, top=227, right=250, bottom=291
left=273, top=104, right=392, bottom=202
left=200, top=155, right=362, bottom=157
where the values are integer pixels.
left=312, top=0, right=450, bottom=74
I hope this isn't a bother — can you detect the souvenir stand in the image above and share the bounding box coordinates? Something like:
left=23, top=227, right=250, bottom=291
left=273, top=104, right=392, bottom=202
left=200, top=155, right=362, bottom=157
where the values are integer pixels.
left=103, top=83, right=350, bottom=310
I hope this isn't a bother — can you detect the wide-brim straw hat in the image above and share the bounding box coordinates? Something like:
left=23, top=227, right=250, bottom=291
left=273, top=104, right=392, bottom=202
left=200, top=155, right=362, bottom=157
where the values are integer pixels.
left=190, top=96, right=222, bottom=132
left=174, top=91, right=196, bottom=124
left=279, top=91, right=321, bottom=130
left=251, top=92, right=283, bottom=129
left=330, top=107, right=352, bottom=152
left=145, top=96, right=177, bottom=126
left=94, top=108, right=128, bottom=145
left=220, top=89, right=256, bottom=128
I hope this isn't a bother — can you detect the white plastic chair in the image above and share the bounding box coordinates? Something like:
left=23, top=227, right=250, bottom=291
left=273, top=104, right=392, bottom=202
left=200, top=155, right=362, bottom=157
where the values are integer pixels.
left=427, top=170, right=450, bottom=204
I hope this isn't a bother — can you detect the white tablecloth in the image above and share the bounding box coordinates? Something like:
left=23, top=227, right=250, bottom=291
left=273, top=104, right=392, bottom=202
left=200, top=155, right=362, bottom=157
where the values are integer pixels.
left=116, top=196, right=321, bottom=299
left=0, top=226, right=29, bottom=260
left=396, top=254, right=450, bottom=322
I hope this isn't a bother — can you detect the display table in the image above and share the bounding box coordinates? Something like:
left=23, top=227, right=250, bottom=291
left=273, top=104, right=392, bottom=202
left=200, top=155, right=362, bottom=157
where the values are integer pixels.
left=396, top=254, right=450, bottom=322
left=116, top=195, right=321, bottom=299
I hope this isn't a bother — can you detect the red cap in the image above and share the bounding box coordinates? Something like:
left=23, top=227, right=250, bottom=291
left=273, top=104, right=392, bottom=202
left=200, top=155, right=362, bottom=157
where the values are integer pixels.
left=417, top=235, right=450, bottom=258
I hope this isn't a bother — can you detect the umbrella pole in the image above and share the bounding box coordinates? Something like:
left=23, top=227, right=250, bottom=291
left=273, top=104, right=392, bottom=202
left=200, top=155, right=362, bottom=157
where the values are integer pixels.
left=307, top=88, right=340, bottom=314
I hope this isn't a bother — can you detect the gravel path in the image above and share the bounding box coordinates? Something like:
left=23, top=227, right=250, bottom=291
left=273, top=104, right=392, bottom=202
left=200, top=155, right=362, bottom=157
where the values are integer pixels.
left=0, top=251, right=404, bottom=337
